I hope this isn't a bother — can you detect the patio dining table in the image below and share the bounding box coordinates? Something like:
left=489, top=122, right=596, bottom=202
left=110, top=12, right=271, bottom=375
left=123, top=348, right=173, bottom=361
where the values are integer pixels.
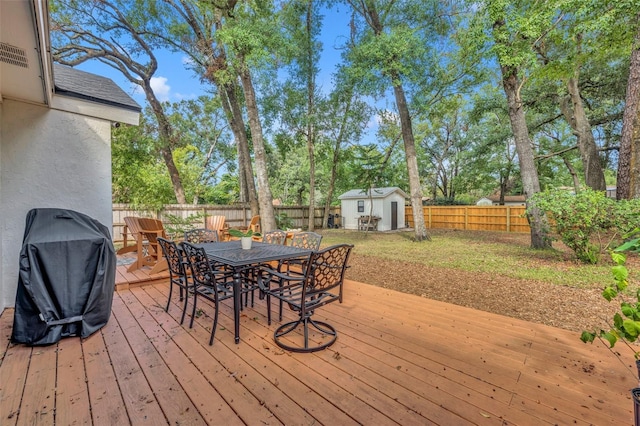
left=198, top=241, right=313, bottom=344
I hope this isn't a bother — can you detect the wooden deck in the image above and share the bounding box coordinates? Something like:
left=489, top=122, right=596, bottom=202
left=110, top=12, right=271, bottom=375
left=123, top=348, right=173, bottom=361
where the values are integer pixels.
left=0, top=261, right=636, bottom=425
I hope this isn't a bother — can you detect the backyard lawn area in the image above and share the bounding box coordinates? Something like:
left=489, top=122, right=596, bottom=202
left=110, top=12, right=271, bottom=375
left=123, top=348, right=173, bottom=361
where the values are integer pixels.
left=320, top=228, right=632, bottom=333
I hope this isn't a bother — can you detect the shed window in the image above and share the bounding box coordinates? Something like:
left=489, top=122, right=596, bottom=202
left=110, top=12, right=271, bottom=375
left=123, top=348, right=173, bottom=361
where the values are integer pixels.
left=357, top=200, right=364, bottom=212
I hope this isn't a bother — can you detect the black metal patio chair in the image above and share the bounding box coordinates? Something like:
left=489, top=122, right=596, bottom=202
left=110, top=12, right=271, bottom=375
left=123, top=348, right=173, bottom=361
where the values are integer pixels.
left=184, top=228, right=219, bottom=244
left=271, top=231, right=324, bottom=319
left=157, top=237, right=191, bottom=325
left=258, top=243, right=353, bottom=353
left=181, top=241, right=258, bottom=345
left=262, top=230, right=287, bottom=245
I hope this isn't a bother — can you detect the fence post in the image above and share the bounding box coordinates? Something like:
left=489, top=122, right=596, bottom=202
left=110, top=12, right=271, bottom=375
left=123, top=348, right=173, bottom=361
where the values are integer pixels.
left=464, top=207, right=468, bottom=230
left=506, top=206, right=511, bottom=233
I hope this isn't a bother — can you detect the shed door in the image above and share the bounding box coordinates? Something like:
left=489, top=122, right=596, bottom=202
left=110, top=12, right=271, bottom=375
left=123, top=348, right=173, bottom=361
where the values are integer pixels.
left=391, top=201, right=398, bottom=230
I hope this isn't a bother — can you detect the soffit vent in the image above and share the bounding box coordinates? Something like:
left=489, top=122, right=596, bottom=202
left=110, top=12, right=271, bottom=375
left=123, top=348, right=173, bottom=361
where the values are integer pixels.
left=0, top=42, right=28, bottom=68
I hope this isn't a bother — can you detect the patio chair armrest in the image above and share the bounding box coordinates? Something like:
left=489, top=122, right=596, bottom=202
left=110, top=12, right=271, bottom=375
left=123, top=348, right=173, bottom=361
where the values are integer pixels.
left=256, top=265, right=305, bottom=292
left=139, top=228, right=164, bottom=236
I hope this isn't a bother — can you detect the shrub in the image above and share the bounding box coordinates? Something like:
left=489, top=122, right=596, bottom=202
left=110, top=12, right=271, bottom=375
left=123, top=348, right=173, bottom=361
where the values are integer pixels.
left=275, top=212, right=294, bottom=230
left=530, top=188, right=617, bottom=263
left=163, top=212, right=205, bottom=239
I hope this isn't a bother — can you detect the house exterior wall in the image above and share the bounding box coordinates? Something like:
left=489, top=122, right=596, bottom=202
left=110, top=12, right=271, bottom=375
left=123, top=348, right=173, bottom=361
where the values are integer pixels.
left=0, top=101, right=4, bottom=312
left=0, top=99, right=113, bottom=310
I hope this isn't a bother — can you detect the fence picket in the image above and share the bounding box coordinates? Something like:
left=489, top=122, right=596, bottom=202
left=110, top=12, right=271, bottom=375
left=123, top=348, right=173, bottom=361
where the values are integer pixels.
left=111, top=204, right=530, bottom=245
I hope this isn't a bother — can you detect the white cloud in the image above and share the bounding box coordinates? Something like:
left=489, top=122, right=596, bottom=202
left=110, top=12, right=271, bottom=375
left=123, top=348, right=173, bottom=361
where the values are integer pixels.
left=150, top=76, right=171, bottom=102
left=129, top=76, right=171, bottom=102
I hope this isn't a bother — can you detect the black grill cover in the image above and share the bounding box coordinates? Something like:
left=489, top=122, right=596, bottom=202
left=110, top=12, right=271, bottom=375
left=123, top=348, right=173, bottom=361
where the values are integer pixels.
left=11, top=208, right=116, bottom=345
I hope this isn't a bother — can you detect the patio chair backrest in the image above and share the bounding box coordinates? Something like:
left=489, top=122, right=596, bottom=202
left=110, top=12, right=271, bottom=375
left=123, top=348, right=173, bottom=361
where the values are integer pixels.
left=157, top=237, right=187, bottom=278
left=290, top=231, right=322, bottom=251
left=305, top=244, right=353, bottom=298
left=206, top=215, right=226, bottom=232
left=262, top=230, right=287, bottom=245
left=181, top=242, right=217, bottom=288
left=247, top=215, right=260, bottom=233
left=137, top=218, right=166, bottom=241
left=184, top=228, right=219, bottom=244
left=123, top=216, right=143, bottom=236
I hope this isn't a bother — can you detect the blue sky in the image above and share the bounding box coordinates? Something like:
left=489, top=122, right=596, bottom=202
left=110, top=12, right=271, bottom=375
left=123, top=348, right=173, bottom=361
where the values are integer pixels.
left=75, top=8, right=354, bottom=108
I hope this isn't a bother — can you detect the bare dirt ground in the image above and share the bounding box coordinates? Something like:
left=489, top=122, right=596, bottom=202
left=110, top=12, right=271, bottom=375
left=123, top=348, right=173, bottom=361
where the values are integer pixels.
left=343, top=231, right=629, bottom=333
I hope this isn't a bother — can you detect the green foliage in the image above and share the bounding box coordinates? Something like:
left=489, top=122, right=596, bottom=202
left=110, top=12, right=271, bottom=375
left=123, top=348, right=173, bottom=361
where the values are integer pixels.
left=228, top=228, right=261, bottom=238
left=163, top=213, right=205, bottom=239
left=530, top=188, right=618, bottom=263
left=274, top=212, right=294, bottom=230
left=581, top=230, right=640, bottom=359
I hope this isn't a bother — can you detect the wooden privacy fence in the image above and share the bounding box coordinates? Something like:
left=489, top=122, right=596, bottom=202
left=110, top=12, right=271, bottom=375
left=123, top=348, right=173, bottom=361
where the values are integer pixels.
left=112, top=204, right=529, bottom=245
left=112, top=204, right=341, bottom=245
left=405, top=205, right=530, bottom=233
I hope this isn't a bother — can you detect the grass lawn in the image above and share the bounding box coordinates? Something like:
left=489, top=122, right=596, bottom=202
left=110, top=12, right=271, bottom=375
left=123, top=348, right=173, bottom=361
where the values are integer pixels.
left=319, top=228, right=632, bottom=290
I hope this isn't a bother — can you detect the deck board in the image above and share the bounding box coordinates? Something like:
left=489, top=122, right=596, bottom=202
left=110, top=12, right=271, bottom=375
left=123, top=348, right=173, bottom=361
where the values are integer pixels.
left=0, top=261, right=635, bottom=425
left=55, top=337, right=92, bottom=425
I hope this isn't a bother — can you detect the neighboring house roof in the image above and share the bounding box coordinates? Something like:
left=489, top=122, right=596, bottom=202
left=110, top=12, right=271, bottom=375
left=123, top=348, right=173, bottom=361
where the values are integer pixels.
left=53, top=64, right=141, bottom=112
left=485, top=195, right=526, bottom=203
left=339, top=187, right=408, bottom=200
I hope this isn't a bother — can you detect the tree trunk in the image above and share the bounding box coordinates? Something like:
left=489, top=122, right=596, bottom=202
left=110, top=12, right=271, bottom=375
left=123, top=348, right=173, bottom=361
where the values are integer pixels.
left=391, top=72, right=430, bottom=241
left=353, top=2, right=428, bottom=240
left=237, top=59, right=277, bottom=232
left=562, top=75, right=606, bottom=191
left=323, top=95, right=353, bottom=228
left=219, top=86, right=248, bottom=203
left=219, top=82, right=259, bottom=214
left=501, top=68, right=550, bottom=249
left=144, top=81, right=186, bottom=204
left=561, top=155, right=582, bottom=193
left=617, top=15, right=640, bottom=200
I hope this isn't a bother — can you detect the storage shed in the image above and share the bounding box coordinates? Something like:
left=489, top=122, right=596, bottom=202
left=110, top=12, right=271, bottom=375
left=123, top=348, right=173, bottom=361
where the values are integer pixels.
left=338, top=187, right=408, bottom=231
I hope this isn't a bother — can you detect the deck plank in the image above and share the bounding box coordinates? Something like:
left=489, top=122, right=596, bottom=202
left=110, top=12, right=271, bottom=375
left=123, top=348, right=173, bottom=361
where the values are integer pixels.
left=0, top=310, right=30, bottom=426
left=324, top=284, right=630, bottom=425
left=81, top=330, right=129, bottom=425
left=110, top=292, right=205, bottom=425
left=55, top=337, right=92, bottom=425
left=118, top=289, right=250, bottom=426
left=145, top=283, right=356, bottom=425
left=16, top=343, right=57, bottom=425
left=0, top=264, right=635, bottom=425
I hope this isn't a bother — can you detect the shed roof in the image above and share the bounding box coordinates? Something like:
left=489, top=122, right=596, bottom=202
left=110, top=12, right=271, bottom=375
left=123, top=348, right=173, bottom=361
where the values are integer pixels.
left=53, top=64, right=141, bottom=112
left=338, top=187, right=408, bottom=200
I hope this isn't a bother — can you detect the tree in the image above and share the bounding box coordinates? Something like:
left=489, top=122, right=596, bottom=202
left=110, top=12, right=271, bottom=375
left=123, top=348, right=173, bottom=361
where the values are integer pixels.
left=466, top=89, right=521, bottom=204
left=279, top=0, right=322, bottom=230
left=214, top=0, right=292, bottom=231
left=111, top=98, right=236, bottom=207
left=164, top=96, right=236, bottom=203
left=530, top=12, right=607, bottom=192
left=146, top=0, right=260, bottom=214
left=417, top=97, right=468, bottom=202
left=318, top=79, right=372, bottom=228
left=344, top=0, right=432, bottom=241
left=482, top=0, right=555, bottom=249
left=618, top=13, right=640, bottom=199
left=51, top=0, right=188, bottom=203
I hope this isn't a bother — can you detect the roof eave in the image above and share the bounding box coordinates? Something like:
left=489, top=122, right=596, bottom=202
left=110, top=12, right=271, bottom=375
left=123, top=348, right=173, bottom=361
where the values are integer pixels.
left=51, top=94, right=140, bottom=125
